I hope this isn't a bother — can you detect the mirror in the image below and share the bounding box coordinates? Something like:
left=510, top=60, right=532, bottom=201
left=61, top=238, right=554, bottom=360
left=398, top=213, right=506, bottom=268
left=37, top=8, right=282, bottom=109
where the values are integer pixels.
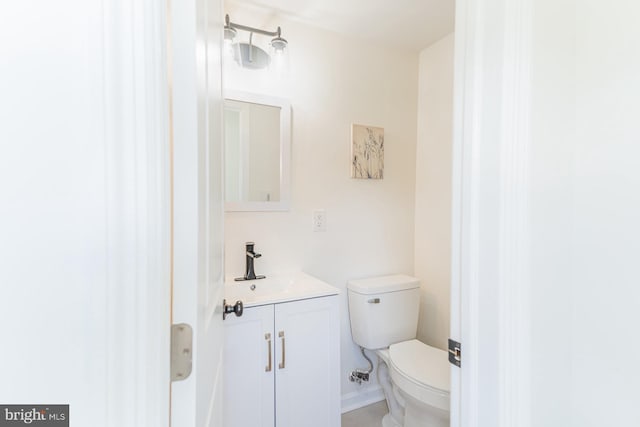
left=224, top=91, right=291, bottom=211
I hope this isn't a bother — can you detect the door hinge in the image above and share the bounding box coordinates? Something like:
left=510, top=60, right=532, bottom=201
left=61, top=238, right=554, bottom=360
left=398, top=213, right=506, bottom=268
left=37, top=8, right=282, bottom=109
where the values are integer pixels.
left=448, top=338, right=461, bottom=367
left=171, top=323, right=193, bottom=381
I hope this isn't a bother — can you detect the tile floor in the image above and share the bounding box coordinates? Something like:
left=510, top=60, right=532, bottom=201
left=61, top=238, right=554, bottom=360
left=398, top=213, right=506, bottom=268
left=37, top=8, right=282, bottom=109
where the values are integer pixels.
left=341, top=400, right=388, bottom=427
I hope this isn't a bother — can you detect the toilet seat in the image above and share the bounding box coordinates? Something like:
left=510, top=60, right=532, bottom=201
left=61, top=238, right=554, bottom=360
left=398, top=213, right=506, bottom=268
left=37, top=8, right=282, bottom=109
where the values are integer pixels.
left=388, top=340, right=450, bottom=411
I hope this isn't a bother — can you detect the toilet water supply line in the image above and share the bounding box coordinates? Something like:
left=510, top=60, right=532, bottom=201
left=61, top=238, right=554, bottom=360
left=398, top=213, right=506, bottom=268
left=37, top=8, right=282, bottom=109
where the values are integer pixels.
left=349, top=347, right=374, bottom=384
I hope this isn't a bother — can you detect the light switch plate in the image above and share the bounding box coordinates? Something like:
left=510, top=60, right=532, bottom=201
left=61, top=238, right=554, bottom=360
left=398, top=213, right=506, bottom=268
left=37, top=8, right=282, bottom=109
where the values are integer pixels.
left=312, top=210, right=326, bottom=232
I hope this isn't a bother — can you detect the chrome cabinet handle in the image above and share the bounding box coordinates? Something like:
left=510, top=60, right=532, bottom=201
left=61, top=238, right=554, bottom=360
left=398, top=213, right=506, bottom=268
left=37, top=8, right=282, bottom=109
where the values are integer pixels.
left=278, top=331, right=286, bottom=369
left=265, top=333, right=272, bottom=372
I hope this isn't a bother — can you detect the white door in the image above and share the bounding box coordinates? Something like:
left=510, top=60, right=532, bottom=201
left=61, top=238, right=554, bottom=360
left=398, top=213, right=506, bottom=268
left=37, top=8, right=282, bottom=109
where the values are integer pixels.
left=1, top=1, right=171, bottom=426
left=223, top=305, right=275, bottom=427
left=0, top=1, right=111, bottom=421
left=453, top=0, right=640, bottom=426
left=169, top=0, right=225, bottom=426
left=527, top=1, right=640, bottom=425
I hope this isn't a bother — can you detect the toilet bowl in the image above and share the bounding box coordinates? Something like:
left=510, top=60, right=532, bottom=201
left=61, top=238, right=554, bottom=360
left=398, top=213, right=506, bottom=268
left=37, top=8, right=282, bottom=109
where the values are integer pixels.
left=374, top=341, right=449, bottom=427
left=388, top=340, right=449, bottom=427
left=347, top=275, right=450, bottom=427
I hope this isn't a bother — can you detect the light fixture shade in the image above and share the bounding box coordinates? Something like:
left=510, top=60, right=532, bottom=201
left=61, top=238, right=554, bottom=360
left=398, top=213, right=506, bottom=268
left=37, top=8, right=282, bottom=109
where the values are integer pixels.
left=223, top=39, right=239, bottom=64
left=270, top=36, right=288, bottom=52
left=224, top=26, right=237, bottom=42
left=269, top=39, right=290, bottom=76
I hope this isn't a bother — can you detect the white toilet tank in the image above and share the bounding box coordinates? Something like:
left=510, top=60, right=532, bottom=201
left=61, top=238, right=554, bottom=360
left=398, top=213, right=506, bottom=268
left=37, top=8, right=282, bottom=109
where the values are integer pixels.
left=347, top=275, right=420, bottom=350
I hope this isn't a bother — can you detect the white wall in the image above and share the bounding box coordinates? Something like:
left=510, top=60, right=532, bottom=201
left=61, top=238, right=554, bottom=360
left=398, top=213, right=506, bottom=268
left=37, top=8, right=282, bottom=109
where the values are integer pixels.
left=414, top=34, right=454, bottom=351
left=222, top=8, right=418, bottom=409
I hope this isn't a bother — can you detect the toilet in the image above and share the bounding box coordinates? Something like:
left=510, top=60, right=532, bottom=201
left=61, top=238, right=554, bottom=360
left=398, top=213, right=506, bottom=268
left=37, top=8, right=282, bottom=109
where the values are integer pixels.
left=347, top=275, right=450, bottom=427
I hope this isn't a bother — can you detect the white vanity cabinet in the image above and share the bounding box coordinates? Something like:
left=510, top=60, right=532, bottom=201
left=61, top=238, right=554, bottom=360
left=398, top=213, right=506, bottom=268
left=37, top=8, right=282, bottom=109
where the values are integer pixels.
left=223, top=295, right=340, bottom=427
left=223, top=303, right=275, bottom=427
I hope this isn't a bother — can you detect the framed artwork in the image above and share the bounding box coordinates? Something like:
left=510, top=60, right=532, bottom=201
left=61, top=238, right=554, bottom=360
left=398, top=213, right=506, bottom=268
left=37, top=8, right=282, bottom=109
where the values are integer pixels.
left=351, top=123, right=384, bottom=179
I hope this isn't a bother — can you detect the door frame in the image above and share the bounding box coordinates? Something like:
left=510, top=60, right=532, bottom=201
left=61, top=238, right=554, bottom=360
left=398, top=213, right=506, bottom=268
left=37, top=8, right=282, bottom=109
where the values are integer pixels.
left=451, top=0, right=533, bottom=426
left=107, top=0, right=224, bottom=424
left=104, top=0, right=541, bottom=424
left=168, top=0, right=226, bottom=425
left=102, top=0, right=172, bottom=425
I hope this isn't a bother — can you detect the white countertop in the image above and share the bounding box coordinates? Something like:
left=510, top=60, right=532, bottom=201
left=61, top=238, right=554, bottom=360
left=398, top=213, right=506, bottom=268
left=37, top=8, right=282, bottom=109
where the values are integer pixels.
left=224, top=271, right=340, bottom=307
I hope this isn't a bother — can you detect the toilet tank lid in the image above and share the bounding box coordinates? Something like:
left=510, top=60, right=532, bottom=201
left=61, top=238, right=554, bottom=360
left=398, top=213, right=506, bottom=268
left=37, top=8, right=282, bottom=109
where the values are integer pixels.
left=347, top=274, right=420, bottom=295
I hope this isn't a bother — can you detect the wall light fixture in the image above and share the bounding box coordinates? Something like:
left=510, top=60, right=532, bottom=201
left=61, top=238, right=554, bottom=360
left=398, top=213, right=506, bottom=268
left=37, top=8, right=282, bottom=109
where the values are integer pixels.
left=224, top=14, right=289, bottom=70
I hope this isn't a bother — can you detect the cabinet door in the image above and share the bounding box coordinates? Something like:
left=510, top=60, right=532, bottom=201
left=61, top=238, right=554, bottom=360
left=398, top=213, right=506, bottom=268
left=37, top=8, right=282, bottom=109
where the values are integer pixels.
left=223, top=304, right=275, bottom=427
left=274, top=296, right=340, bottom=427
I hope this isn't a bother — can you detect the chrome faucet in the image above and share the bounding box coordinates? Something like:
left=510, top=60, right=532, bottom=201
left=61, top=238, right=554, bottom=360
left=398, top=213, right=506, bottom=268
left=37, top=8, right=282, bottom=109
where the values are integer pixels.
left=234, top=242, right=266, bottom=281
